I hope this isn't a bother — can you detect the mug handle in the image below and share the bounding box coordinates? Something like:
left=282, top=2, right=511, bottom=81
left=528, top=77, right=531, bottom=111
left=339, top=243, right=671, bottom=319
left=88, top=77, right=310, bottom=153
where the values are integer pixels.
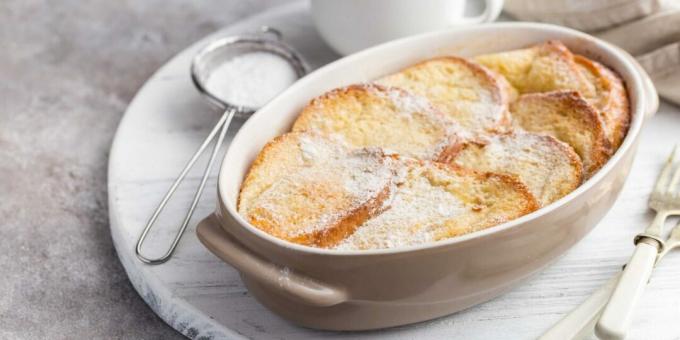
left=460, top=0, right=504, bottom=24
left=196, top=214, right=349, bottom=307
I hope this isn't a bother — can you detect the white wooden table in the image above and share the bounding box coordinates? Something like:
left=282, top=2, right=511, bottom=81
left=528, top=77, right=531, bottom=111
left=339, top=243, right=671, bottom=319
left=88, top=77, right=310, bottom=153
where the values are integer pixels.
left=108, top=2, right=680, bottom=339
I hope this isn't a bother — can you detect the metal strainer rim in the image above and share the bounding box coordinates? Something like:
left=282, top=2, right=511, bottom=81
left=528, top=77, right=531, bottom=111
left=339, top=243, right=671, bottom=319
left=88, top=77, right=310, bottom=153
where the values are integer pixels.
left=190, top=27, right=309, bottom=118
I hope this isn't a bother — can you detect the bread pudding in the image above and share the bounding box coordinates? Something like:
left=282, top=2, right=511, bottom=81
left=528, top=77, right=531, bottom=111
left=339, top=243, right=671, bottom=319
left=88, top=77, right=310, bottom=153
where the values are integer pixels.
left=237, top=40, right=630, bottom=250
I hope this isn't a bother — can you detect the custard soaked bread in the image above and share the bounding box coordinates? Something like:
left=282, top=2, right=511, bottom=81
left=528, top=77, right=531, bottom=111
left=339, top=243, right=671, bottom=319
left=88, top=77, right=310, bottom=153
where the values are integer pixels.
left=292, top=84, right=462, bottom=160
left=475, top=40, right=596, bottom=97
left=449, top=132, right=583, bottom=206
left=238, top=132, right=397, bottom=247
left=475, top=41, right=630, bottom=150
left=377, top=56, right=511, bottom=133
left=574, top=55, right=630, bottom=149
left=238, top=132, right=345, bottom=215
left=509, top=91, right=610, bottom=177
left=237, top=40, right=630, bottom=250
left=336, top=160, right=539, bottom=250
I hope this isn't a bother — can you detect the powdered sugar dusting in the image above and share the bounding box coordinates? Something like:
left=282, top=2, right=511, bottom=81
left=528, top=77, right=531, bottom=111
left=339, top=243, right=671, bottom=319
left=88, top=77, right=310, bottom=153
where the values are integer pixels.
left=297, top=134, right=349, bottom=164
left=298, top=134, right=330, bottom=163
left=380, top=85, right=436, bottom=117
left=204, top=52, right=298, bottom=108
left=336, top=163, right=466, bottom=250
left=247, top=138, right=395, bottom=238
left=452, top=132, right=577, bottom=206
left=376, top=58, right=508, bottom=133
left=241, top=44, right=608, bottom=249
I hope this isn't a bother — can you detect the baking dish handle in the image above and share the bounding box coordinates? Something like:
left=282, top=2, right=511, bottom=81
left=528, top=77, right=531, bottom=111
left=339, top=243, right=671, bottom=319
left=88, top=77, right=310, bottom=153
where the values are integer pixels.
left=196, top=214, right=349, bottom=307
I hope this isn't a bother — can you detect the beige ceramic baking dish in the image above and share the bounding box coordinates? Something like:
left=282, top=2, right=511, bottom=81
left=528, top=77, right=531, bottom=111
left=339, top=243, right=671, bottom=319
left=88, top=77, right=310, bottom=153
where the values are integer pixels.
left=196, top=23, right=658, bottom=331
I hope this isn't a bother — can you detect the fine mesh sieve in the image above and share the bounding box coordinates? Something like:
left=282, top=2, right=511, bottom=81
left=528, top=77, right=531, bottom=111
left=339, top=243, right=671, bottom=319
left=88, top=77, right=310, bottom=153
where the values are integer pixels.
left=135, top=26, right=308, bottom=265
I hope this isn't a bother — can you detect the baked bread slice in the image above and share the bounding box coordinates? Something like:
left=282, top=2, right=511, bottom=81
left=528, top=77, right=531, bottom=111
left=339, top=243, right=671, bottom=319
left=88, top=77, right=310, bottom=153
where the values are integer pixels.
left=335, top=160, right=539, bottom=250
left=448, top=132, right=583, bottom=206
left=292, top=84, right=463, bottom=160
left=238, top=132, right=396, bottom=247
left=509, top=91, right=610, bottom=177
left=574, top=55, right=630, bottom=150
left=475, top=40, right=630, bottom=150
left=238, top=132, right=346, bottom=215
left=377, top=56, right=511, bottom=134
left=475, top=40, right=597, bottom=99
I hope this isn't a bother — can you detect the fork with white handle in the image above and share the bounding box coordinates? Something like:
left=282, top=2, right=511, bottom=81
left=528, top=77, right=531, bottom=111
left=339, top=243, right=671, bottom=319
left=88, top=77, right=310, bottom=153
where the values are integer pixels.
left=540, top=220, right=680, bottom=339
left=540, top=147, right=680, bottom=340
left=596, top=147, right=680, bottom=339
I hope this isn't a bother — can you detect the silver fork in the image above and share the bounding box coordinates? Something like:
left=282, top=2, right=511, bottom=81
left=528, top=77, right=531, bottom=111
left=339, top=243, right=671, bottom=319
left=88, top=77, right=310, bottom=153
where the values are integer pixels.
left=595, top=147, right=680, bottom=340
left=540, top=217, right=680, bottom=340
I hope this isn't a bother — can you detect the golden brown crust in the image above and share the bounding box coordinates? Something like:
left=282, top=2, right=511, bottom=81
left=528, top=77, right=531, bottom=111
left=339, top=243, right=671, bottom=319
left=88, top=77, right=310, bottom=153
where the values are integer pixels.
left=532, top=134, right=585, bottom=185
left=541, top=40, right=577, bottom=60
left=335, top=159, right=540, bottom=249
left=475, top=40, right=630, bottom=152
left=238, top=132, right=395, bottom=248
left=237, top=132, right=331, bottom=213
left=510, top=91, right=611, bottom=176
left=448, top=132, right=584, bottom=206
left=440, top=162, right=540, bottom=215
left=474, top=40, right=631, bottom=175
left=475, top=40, right=596, bottom=99
left=435, top=162, right=540, bottom=239
left=237, top=133, right=296, bottom=212
left=428, top=161, right=540, bottom=222
left=574, top=55, right=631, bottom=150
left=406, top=56, right=512, bottom=107
left=238, top=40, right=630, bottom=249
left=292, top=84, right=397, bottom=131
left=478, top=172, right=540, bottom=217
left=288, top=183, right=392, bottom=248
left=524, top=41, right=595, bottom=97
left=378, top=56, right=512, bottom=133
left=250, top=177, right=393, bottom=248
left=293, top=83, right=465, bottom=160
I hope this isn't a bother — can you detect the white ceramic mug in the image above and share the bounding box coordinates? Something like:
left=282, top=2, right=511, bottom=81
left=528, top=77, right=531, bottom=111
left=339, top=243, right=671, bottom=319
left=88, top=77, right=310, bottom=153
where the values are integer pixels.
left=311, top=0, right=505, bottom=55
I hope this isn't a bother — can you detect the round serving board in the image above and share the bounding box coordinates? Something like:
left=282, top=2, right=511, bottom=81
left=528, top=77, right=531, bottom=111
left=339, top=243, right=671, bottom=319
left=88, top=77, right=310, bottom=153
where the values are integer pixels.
left=109, top=2, right=680, bottom=339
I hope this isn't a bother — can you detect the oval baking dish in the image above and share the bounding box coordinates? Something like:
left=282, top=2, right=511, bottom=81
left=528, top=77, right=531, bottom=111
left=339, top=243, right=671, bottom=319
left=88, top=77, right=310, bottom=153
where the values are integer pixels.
left=196, top=22, right=658, bottom=331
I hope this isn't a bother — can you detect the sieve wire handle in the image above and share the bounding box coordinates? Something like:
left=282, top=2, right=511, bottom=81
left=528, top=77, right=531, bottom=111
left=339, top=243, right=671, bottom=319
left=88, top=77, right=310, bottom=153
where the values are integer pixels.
left=135, top=108, right=236, bottom=265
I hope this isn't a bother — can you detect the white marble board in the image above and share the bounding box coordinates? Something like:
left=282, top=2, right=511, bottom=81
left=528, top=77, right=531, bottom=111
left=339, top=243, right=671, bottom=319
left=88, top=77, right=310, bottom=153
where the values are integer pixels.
left=108, top=2, right=680, bottom=339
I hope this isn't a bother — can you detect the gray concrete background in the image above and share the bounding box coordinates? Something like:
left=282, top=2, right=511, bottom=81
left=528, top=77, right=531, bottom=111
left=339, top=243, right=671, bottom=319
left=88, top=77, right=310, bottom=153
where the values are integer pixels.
left=0, top=1, right=286, bottom=339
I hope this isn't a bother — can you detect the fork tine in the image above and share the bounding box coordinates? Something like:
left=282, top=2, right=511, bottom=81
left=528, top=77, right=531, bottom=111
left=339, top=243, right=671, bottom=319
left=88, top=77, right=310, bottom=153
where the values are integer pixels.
left=654, top=146, right=676, bottom=194
left=670, top=146, right=680, bottom=194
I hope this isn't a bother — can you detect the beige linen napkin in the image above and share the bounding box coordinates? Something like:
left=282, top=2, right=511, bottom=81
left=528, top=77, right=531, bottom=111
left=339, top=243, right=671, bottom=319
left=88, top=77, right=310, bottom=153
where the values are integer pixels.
left=504, top=0, right=680, bottom=105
